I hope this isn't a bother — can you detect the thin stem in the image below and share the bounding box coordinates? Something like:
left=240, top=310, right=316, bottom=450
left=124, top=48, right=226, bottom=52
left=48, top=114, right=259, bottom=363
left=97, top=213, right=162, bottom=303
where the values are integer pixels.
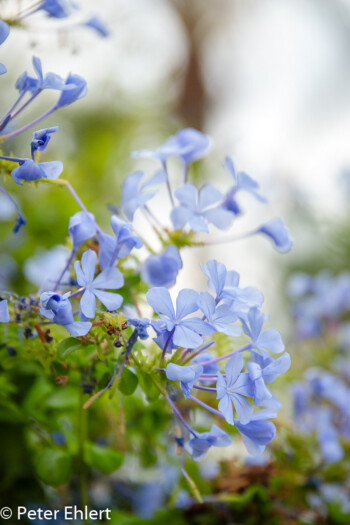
left=182, top=340, right=215, bottom=362
left=14, top=0, right=44, bottom=20
left=10, top=88, right=42, bottom=121
left=143, top=204, right=164, bottom=231
left=1, top=104, right=57, bottom=141
left=164, top=394, right=197, bottom=437
left=161, top=327, right=175, bottom=359
left=53, top=248, right=76, bottom=291
left=193, top=385, right=217, bottom=392
left=0, top=155, right=25, bottom=163
left=0, top=92, right=25, bottom=130
left=162, top=160, right=175, bottom=207
left=69, top=287, right=85, bottom=299
left=78, top=389, right=89, bottom=517
left=197, top=343, right=252, bottom=367
left=204, top=230, right=258, bottom=246
left=190, top=395, right=224, bottom=419
left=182, top=162, right=188, bottom=185
left=0, top=183, right=26, bottom=223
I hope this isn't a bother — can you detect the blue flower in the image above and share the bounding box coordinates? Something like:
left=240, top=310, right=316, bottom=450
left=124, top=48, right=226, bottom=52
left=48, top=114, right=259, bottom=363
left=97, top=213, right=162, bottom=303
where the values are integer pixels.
left=127, top=318, right=150, bottom=340
left=201, top=260, right=263, bottom=309
left=201, top=259, right=227, bottom=299
left=166, top=363, right=203, bottom=399
left=242, top=308, right=284, bottom=355
left=146, top=287, right=213, bottom=350
left=247, top=351, right=291, bottom=404
left=191, top=352, right=219, bottom=375
left=16, top=57, right=70, bottom=95
left=198, top=292, right=241, bottom=336
left=171, top=184, right=233, bottom=233
left=216, top=353, right=254, bottom=425
left=235, top=408, right=277, bottom=456
left=0, top=20, right=10, bottom=75
left=40, top=291, right=91, bottom=336
left=68, top=211, right=96, bottom=250
left=132, top=128, right=212, bottom=165
left=0, top=299, right=10, bottom=323
left=31, top=127, right=58, bottom=157
left=98, top=215, right=143, bottom=269
left=56, top=73, right=87, bottom=108
left=122, top=169, right=166, bottom=221
left=184, top=424, right=232, bottom=461
left=37, top=0, right=77, bottom=18
left=141, top=245, right=182, bottom=288
left=258, top=218, right=293, bottom=253
left=223, top=157, right=266, bottom=215
left=316, top=408, right=344, bottom=463
left=13, top=215, right=27, bottom=234
left=11, top=159, right=63, bottom=185
left=83, top=16, right=109, bottom=37
left=74, top=249, right=124, bottom=319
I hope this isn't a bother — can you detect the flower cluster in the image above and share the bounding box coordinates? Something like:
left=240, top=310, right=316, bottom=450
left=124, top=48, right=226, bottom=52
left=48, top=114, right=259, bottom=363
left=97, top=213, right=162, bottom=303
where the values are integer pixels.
left=289, top=271, right=350, bottom=464
left=2, top=0, right=108, bottom=38
left=0, top=17, right=293, bottom=490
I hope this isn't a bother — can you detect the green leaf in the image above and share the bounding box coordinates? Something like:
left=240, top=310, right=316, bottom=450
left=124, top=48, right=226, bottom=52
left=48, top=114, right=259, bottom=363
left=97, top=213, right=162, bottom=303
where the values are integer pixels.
left=138, top=373, right=160, bottom=401
left=35, top=449, right=71, bottom=487
left=118, top=368, right=138, bottom=396
left=84, top=443, right=123, bottom=474
left=57, top=337, right=83, bottom=359
left=45, top=387, right=79, bottom=410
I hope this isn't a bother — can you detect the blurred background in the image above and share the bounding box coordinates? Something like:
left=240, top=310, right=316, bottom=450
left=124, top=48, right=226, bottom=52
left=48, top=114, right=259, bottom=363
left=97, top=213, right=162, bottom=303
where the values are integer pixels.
left=2, top=0, right=350, bottom=326
left=1, top=0, right=350, bottom=522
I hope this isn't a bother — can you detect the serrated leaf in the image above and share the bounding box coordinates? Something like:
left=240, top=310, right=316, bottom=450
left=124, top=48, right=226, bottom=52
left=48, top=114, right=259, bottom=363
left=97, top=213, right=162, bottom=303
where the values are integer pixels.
left=35, top=449, right=71, bottom=487
left=118, top=368, right=138, bottom=396
left=84, top=443, right=123, bottom=474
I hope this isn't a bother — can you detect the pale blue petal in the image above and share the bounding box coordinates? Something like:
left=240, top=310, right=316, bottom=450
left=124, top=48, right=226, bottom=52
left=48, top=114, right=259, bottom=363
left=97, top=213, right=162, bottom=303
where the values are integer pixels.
left=256, top=329, right=285, bottom=354
left=188, top=214, right=209, bottom=233
left=80, top=249, right=97, bottom=284
left=39, top=161, right=63, bottom=180
left=175, top=289, right=199, bottom=319
left=181, top=318, right=215, bottom=336
left=198, top=184, right=223, bottom=209
left=218, top=395, right=234, bottom=425
left=201, top=260, right=227, bottom=297
left=235, top=419, right=276, bottom=456
left=0, top=20, right=10, bottom=46
left=262, top=353, right=291, bottom=383
left=225, top=353, right=244, bottom=387
left=173, top=324, right=203, bottom=348
left=216, top=373, right=227, bottom=399
left=146, top=287, right=175, bottom=319
left=80, top=289, right=96, bottom=319
left=65, top=321, right=92, bottom=337
left=0, top=299, right=10, bottom=323
left=74, top=260, right=88, bottom=287
left=93, top=289, right=123, bottom=311
left=203, top=208, right=233, bottom=230
left=91, top=267, right=124, bottom=290
left=170, top=206, right=193, bottom=229
left=198, top=291, right=216, bottom=320
left=174, top=183, right=198, bottom=208
left=232, top=394, right=253, bottom=425
left=248, top=308, right=265, bottom=340
left=166, top=363, right=196, bottom=383
left=259, top=218, right=293, bottom=253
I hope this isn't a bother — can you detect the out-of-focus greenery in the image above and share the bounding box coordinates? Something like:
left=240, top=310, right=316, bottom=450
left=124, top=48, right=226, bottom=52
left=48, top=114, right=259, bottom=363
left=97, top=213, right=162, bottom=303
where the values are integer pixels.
left=1, top=115, right=350, bottom=524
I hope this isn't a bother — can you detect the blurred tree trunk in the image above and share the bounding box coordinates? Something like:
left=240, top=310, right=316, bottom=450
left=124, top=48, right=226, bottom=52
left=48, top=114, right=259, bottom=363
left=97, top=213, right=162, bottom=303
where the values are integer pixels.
left=173, top=1, right=206, bottom=130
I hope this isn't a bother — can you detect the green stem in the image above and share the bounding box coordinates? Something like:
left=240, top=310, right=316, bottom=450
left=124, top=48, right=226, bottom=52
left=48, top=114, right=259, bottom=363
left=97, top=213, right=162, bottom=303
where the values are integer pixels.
left=78, top=389, right=89, bottom=521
